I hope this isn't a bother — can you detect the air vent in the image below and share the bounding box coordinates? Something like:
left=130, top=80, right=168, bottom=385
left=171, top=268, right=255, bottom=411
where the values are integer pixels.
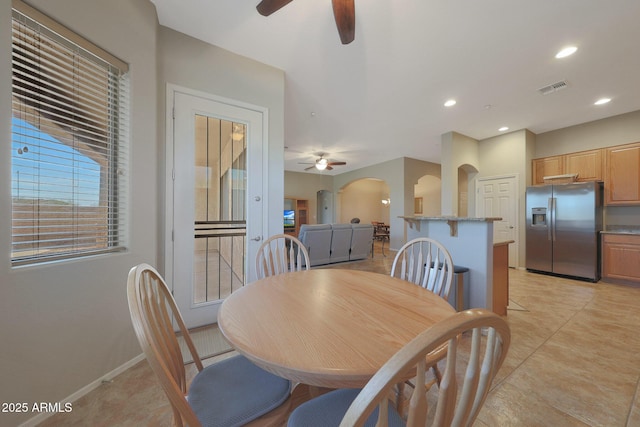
left=538, top=80, right=569, bottom=95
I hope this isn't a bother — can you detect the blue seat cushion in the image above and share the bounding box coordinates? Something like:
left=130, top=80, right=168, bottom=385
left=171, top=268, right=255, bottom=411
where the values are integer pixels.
left=287, top=388, right=405, bottom=427
left=188, top=354, right=291, bottom=427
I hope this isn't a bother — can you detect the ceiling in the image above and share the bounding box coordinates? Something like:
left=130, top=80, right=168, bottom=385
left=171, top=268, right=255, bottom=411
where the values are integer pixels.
left=151, top=0, right=640, bottom=175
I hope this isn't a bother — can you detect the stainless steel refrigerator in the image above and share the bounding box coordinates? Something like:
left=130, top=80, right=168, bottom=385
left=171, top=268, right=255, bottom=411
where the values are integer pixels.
left=525, top=181, right=603, bottom=281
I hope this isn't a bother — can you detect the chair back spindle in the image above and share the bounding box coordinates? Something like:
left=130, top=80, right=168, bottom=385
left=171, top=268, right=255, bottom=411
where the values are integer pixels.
left=256, top=234, right=310, bottom=279
left=391, top=237, right=454, bottom=300
left=339, top=309, right=511, bottom=427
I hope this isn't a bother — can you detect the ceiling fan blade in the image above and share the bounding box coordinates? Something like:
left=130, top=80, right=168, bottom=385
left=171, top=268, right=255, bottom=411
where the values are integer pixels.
left=327, top=161, right=346, bottom=166
left=304, top=165, right=315, bottom=171
left=326, top=165, right=334, bottom=170
left=332, top=0, right=355, bottom=44
left=256, top=0, right=294, bottom=16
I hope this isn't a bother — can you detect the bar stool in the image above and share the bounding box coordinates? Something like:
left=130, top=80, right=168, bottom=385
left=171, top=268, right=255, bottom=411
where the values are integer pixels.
left=453, top=265, right=470, bottom=312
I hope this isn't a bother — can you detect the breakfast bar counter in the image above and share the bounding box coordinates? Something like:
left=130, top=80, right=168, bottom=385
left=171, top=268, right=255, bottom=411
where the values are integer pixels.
left=401, top=216, right=503, bottom=313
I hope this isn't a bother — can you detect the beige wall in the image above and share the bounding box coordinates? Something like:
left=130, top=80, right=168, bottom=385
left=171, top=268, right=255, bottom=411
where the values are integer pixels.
left=441, top=131, right=480, bottom=216
left=340, top=179, right=391, bottom=225
left=0, top=1, right=158, bottom=425
left=535, top=109, right=640, bottom=158
left=414, top=175, right=441, bottom=216
left=284, top=171, right=334, bottom=224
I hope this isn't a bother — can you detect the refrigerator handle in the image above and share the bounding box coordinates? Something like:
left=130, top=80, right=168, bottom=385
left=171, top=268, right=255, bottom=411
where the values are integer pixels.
left=547, top=198, right=552, bottom=241
left=550, top=197, right=557, bottom=242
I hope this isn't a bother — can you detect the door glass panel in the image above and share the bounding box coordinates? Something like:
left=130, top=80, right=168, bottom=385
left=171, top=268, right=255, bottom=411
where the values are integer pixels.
left=193, top=115, right=246, bottom=304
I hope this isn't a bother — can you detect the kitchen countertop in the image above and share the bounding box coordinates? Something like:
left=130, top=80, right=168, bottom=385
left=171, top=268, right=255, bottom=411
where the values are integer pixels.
left=400, top=216, right=502, bottom=222
left=601, top=226, right=640, bottom=235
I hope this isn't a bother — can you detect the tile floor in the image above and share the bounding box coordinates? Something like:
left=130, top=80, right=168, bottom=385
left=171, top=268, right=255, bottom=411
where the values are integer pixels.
left=37, top=246, right=640, bottom=426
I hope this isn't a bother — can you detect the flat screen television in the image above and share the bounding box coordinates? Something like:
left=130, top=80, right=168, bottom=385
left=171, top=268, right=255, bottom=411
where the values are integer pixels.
left=284, top=210, right=295, bottom=229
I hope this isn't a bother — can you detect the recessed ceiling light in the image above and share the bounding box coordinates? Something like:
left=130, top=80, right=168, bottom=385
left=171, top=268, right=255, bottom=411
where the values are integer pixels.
left=498, top=126, right=509, bottom=132
left=444, top=99, right=456, bottom=107
left=594, top=98, right=611, bottom=105
left=555, top=46, right=577, bottom=58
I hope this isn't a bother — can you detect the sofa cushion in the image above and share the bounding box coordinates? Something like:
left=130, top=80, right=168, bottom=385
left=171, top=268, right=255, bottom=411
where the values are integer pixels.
left=298, top=224, right=332, bottom=266
left=330, top=224, right=353, bottom=263
left=350, top=224, right=374, bottom=261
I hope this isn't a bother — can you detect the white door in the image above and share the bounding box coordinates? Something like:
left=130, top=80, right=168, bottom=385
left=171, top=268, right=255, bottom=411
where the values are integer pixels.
left=475, top=175, right=518, bottom=268
left=168, top=88, right=265, bottom=328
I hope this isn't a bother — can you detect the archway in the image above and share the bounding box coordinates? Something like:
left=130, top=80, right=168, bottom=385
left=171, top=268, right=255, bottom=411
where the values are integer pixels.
left=338, top=178, right=390, bottom=225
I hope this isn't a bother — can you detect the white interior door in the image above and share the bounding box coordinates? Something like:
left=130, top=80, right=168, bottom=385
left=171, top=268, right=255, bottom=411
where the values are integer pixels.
left=475, top=175, right=519, bottom=268
left=168, top=88, right=265, bottom=328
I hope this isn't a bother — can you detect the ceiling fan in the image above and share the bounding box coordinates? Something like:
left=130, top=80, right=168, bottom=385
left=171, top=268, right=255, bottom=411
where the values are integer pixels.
left=299, top=154, right=347, bottom=171
left=256, top=0, right=356, bottom=45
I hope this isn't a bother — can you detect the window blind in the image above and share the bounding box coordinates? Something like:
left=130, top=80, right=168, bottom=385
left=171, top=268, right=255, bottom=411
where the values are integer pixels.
left=11, top=3, right=130, bottom=266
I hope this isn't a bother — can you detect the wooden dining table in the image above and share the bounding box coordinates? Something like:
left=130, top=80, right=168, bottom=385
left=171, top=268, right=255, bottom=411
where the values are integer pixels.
left=217, top=269, right=456, bottom=389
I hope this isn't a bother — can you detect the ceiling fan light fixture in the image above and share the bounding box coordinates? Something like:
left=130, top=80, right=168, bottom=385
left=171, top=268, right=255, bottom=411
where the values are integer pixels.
left=444, top=99, right=457, bottom=107
left=315, top=158, right=328, bottom=170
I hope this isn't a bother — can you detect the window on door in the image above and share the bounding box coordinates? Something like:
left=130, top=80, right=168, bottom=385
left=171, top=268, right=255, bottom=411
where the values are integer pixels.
left=193, top=116, right=247, bottom=302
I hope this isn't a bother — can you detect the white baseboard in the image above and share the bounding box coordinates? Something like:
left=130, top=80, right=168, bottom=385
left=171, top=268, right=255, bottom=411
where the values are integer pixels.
left=19, top=353, right=146, bottom=427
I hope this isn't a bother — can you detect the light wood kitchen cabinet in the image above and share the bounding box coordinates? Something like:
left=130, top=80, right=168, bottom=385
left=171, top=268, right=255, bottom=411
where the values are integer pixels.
left=532, top=155, right=564, bottom=185
left=602, top=233, right=640, bottom=284
left=565, top=149, right=603, bottom=182
left=533, top=149, right=603, bottom=185
left=604, top=142, right=640, bottom=205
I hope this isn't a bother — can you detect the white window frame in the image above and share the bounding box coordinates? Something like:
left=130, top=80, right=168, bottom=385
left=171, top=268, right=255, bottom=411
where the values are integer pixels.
left=11, top=0, right=130, bottom=266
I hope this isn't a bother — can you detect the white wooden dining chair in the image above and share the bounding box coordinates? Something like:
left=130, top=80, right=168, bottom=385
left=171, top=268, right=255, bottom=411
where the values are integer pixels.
left=256, top=234, right=310, bottom=279
left=127, top=263, right=292, bottom=427
left=391, top=237, right=454, bottom=299
left=390, top=237, right=455, bottom=408
left=287, top=309, right=511, bottom=427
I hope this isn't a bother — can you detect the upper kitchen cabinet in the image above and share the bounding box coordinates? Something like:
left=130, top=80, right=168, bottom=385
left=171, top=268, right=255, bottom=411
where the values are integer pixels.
left=532, top=155, right=564, bottom=185
left=565, top=149, right=603, bottom=182
left=532, top=149, right=603, bottom=185
left=605, top=142, right=640, bottom=205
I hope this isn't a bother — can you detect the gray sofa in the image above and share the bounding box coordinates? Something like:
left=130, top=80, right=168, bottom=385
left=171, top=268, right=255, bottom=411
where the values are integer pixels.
left=298, top=223, right=374, bottom=267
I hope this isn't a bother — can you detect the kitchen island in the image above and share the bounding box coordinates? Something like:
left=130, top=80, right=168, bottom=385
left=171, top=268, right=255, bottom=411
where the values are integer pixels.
left=401, top=216, right=502, bottom=313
